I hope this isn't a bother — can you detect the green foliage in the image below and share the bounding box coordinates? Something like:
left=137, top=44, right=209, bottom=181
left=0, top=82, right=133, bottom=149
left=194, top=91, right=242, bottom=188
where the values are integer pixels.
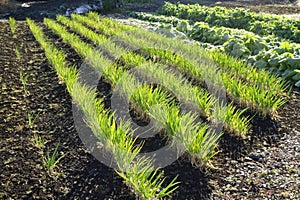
left=50, top=14, right=222, bottom=164
left=27, top=18, right=77, bottom=93
left=131, top=11, right=299, bottom=88
left=158, top=2, right=300, bottom=43
left=86, top=12, right=100, bottom=22
left=42, top=144, right=65, bottom=169
left=41, top=17, right=181, bottom=199
left=14, top=45, right=21, bottom=59
left=19, top=72, right=29, bottom=95
left=117, top=158, right=179, bottom=199
left=112, top=23, right=285, bottom=117
left=28, top=12, right=292, bottom=198
left=27, top=111, right=40, bottom=128
left=72, top=13, right=132, bottom=36
left=32, top=133, right=45, bottom=148
left=9, top=17, right=16, bottom=36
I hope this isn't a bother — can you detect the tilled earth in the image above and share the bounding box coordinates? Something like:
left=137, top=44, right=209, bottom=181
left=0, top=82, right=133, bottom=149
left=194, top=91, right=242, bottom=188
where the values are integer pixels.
left=0, top=21, right=135, bottom=200
left=209, top=92, right=300, bottom=199
left=0, top=19, right=299, bottom=200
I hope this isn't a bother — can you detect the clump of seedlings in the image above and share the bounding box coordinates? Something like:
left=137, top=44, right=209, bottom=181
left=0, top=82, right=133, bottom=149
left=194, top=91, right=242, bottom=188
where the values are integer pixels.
left=42, top=144, right=65, bottom=169
left=32, top=133, right=45, bottom=148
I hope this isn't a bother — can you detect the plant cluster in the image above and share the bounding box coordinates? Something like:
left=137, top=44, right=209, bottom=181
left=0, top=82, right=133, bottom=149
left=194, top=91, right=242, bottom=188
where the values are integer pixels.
left=9, top=17, right=17, bottom=38
left=51, top=14, right=222, bottom=165
left=26, top=12, right=289, bottom=198
left=68, top=14, right=253, bottom=134
left=72, top=13, right=133, bottom=36
left=28, top=18, right=179, bottom=199
left=19, top=72, right=29, bottom=95
left=130, top=12, right=300, bottom=87
left=42, top=144, right=66, bottom=170
left=158, top=2, right=300, bottom=43
left=27, top=111, right=40, bottom=128
left=83, top=14, right=285, bottom=117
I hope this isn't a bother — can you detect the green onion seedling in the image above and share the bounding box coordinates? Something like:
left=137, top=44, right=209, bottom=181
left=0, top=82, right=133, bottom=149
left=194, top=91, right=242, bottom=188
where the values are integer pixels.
left=27, top=111, right=40, bottom=128
left=32, top=133, right=45, bottom=148
left=15, top=45, right=21, bottom=60
left=42, top=144, right=65, bottom=169
left=19, top=72, right=29, bottom=95
left=9, top=17, right=17, bottom=37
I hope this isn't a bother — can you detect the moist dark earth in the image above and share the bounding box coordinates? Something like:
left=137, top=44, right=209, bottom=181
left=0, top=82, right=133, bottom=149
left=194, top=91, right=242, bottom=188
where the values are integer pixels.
left=1, top=1, right=300, bottom=200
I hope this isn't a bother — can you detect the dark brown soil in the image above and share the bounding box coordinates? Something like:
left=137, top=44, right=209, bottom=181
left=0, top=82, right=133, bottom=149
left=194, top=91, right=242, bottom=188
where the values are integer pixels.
left=0, top=21, right=136, bottom=200
left=0, top=0, right=92, bottom=20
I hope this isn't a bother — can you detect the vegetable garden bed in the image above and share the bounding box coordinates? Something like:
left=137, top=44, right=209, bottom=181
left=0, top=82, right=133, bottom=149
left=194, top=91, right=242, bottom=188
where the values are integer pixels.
left=0, top=8, right=299, bottom=200
left=130, top=2, right=300, bottom=88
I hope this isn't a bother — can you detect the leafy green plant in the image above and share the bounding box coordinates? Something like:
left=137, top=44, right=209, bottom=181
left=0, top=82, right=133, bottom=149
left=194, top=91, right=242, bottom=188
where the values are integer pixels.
left=77, top=13, right=287, bottom=93
left=86, top=12, right=100, bottom=22
left=19, top=72, right=29, bottom=95
left=158, top=2, right=300, bottom=43
left=57, top=13, right=252, bottom=135
left=43, top=144, right=65, bottom=169
left=71, top=78, right=179, bottom=199
left=103, top=28, right=250, bottom=133
left=131, top=11, right=299, bottom=88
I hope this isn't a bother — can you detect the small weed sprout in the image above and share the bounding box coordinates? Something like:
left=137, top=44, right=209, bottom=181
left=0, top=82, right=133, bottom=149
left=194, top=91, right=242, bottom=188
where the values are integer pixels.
left=19, top=72, right=29, bottom=95
left=43, top=144, right=65, bottom=169
left=33, top=133, right=45, bottom=148
left=15, top=45, right=21, bottom=60
left=9, top=17, right=17, bottom=37
left=27, top=111, right=40, bottom=128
